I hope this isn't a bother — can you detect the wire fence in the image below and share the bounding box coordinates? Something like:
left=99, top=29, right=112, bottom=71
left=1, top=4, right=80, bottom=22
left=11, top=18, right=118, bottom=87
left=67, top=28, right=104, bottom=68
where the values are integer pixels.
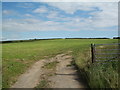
left=91, top=43, right=120, bottom=63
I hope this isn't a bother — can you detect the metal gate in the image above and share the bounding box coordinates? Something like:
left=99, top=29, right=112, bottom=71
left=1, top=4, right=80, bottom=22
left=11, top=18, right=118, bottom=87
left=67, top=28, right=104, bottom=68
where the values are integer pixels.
left=91, top=43, right=120, bottom=63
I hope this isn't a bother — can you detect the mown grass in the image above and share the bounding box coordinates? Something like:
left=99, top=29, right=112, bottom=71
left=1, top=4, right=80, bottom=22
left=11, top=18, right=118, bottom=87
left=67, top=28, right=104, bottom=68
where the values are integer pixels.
left=2, top=39, right=118, bottom=88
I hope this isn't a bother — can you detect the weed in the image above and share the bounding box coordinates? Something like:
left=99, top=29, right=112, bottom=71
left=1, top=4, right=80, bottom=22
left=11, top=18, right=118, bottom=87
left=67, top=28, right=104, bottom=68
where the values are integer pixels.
left=35, top=80, right=49, bottom=88
left=43, top=61, right=59, bottom=69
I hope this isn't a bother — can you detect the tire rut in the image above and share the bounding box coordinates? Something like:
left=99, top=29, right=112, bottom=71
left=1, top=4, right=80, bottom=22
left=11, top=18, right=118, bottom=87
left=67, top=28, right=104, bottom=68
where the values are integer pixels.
left=11, top=51, right=88, bottom=88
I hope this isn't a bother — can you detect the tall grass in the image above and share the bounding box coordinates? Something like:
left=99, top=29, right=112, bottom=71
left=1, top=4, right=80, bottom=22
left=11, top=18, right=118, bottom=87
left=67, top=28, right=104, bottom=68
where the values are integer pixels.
left=73, top=42, right=119, bottom=88
left=2, top=39, right=118, bottom=88
left=88, top=62, right=118, bottom=88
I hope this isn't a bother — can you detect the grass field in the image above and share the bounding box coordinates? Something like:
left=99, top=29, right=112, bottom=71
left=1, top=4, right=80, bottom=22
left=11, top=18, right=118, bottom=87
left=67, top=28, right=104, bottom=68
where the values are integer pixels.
left=2, top=39, right=118, bottom=88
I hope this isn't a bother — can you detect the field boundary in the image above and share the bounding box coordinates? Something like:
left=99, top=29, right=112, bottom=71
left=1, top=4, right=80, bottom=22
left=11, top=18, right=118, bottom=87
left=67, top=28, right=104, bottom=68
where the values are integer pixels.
left=91, top=43, right=120, bottom=63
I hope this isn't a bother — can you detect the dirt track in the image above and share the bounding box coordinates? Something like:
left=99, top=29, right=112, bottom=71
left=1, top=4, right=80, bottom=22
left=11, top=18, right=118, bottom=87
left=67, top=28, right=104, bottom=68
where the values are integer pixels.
left=12, top=52, right=87, bottom=88
left=49, top=54, right=87, bottom=88
left=11, top=59, right=45, bottom=88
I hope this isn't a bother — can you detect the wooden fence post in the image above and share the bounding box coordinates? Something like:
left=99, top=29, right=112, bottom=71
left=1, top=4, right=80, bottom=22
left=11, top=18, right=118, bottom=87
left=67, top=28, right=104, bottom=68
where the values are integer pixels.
left=91, top=43, right=95, bottom=63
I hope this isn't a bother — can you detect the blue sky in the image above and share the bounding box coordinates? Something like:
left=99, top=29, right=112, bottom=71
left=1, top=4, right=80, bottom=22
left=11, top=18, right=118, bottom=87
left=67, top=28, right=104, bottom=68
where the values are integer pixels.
left=2, top=2, right=118, bottom=40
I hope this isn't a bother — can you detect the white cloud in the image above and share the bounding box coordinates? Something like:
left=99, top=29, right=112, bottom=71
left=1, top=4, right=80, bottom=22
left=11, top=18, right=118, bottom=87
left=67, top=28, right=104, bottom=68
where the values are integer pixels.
left=33, top=6, right=48, bottom=13
left=0, top=37, right=7, bottom=41
left=2, top=0, right=120, bottom=2
left=31, top=2, right=118, bottom=28
left=3, top=19, right=62, bottom=31
left=47, top=2, right=118, bottom=27
left=3, top=2, right=118, bottom=32
left=2, top=10, right=21, bottom=17
left=91, top=3, right=118, bottom=27
left=17, top=3, right=34, bottom=8
left=47, top=2, right=97, bottom=14
left=3, top=10, right=12, bottom=15
left=24, top=14, right=33, bottom=17
left=3, top=14, right=116, bottom=32
left=47, top=11, right=59, bottom=19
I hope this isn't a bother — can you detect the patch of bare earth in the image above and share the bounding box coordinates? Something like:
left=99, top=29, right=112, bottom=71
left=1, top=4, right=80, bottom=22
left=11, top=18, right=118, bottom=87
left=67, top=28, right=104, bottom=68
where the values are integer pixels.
left=11, top=59, right=45, bottom=88
left=11, top=51, right=88, bottom=88
left=48, top=53, right=87, bottom=88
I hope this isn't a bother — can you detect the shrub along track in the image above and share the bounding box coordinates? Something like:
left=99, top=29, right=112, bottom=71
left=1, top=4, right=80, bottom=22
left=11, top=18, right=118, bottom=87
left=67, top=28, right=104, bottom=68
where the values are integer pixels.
left=12, top=51, right=88, bottom=88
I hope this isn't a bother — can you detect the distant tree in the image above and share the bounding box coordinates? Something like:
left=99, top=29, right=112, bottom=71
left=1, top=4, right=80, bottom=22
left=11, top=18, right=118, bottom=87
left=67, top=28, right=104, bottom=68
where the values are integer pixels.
left=113, top=37, right=120, bottom=39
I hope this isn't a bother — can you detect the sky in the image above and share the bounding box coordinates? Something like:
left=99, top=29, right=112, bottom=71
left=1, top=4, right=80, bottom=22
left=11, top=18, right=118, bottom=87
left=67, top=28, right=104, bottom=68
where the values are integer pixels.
left=1, top=2, right=118, bottom=41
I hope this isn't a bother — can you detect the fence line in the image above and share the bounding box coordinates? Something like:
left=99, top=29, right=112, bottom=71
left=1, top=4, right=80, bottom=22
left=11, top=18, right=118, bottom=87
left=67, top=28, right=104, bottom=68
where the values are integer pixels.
left=91, top=43, right=120, bottom=63
left=95, top=43, right=120, bottom=46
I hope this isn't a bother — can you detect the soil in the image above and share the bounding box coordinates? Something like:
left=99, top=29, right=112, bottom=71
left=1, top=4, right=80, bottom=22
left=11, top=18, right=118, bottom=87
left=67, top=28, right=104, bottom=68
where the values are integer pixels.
left=11, top=51, right=88, bottom=88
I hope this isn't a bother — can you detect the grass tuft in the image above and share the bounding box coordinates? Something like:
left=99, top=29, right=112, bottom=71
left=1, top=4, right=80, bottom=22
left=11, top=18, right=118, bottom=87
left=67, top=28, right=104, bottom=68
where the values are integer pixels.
left=42, top=61, right=59, bottom=69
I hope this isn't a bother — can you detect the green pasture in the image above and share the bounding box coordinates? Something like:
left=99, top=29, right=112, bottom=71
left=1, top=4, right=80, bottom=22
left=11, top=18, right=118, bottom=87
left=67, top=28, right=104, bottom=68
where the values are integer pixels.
left=2, top=39, right=118, bottom=88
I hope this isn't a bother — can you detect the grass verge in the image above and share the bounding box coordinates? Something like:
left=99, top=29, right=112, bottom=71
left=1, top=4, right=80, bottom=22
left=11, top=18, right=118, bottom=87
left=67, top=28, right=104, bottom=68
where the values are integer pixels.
left=73, top=45, right=119, bottom=88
